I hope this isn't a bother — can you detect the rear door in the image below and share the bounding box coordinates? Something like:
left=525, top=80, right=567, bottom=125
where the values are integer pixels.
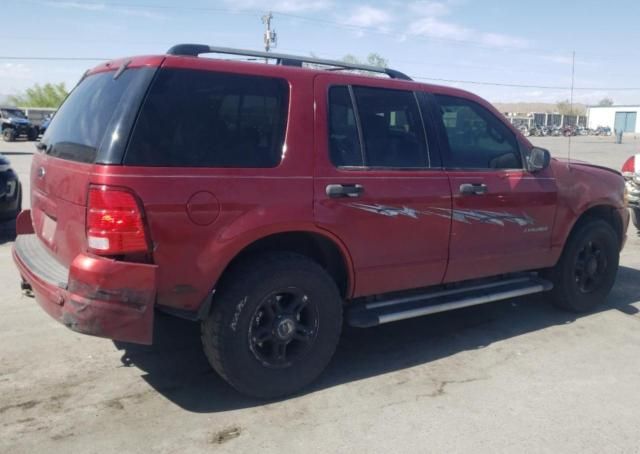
left=313, top=75, right=451, bottom=298
left=32, top=62, right=158, bottom=266
left=428, top=93, right=557, bottom=283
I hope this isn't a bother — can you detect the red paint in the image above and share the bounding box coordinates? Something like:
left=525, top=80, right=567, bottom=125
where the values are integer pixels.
left=186, top=191, right=220, bottom=226
left=13, top=53, right=629, bottom=344
left=13, top=248, right=157, bottom=344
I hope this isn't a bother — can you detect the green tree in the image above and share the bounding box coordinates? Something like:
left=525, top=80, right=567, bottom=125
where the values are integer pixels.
left=342, top=53, right=388, bottom=68
left=597, top=97, right=614, bottom=107
left=556, top=99, right=585, bottom=116
left=8, top=83, right=68, bottom=108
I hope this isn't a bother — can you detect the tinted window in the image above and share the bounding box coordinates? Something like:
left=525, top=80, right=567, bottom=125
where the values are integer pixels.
left=42, top=69, right=153, bottom=163
left=328, top=86, right=363, bottom=167
left=435, top=95, right=521, bottom=169
left=125, top=69, right=288, bottom=168
left=354, top=86, right=428, bottom=168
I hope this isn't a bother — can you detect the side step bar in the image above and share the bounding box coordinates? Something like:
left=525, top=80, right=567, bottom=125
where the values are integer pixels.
left=347, top=276, right=553, bottom=328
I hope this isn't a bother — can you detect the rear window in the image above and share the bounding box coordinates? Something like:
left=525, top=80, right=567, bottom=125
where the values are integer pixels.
left=125, top=69, right=289, bottom=168
left=42, top=68, right=155, bottom=164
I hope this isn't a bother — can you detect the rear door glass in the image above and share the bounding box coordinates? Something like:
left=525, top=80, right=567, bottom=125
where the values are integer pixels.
left=353, top=86, right=429, bottom=169
left=125, top=69, right=289, bottom=168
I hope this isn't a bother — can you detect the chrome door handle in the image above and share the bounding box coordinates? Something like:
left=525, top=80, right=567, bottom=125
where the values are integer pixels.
left=326, top=184, right=364, bottom=198
left=459, top=183, right=488, bottom=195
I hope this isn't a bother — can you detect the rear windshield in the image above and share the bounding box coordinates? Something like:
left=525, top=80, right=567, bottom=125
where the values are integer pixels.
left=124, top=68, right=289, bottom=168
left=41, top=67, right=156, bottom=164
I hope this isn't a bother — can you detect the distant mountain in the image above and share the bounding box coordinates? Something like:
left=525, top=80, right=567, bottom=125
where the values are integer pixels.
left=492, top=102, right=587, bottom=115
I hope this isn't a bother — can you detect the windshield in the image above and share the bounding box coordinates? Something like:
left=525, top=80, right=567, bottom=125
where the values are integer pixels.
left=2, top=109, right=26, bottom=119
left=41, top=67, right=156, bottom=164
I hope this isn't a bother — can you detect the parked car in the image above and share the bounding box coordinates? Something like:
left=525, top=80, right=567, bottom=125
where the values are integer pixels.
left=0, top=154, right=22, bottom=220
left=0, top=107, right=38, bottom=142
left=12, top=45, right=630, bottom=399
left=38, top=115, right=53, bottom=136
left=622, top=154, right=639, bottom=230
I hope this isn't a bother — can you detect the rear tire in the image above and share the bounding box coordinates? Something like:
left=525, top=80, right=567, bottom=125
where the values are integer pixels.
left=201, top=252, right=343, bottom=399
left=544, top=219, right=619, bottom=312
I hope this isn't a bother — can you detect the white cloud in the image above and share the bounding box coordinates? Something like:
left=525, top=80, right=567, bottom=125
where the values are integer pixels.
left=222, top=0, right=333, bottom=13
left=0, top=63, right=36, bottom=95
left=407, top=1, right=529, bottom=49
left=480, top=32, right=528, bottom=49
left=409, top=16, right=469, bottom=40
left=344, top=5, right=393, bottom=28
left=44, top=1, right=104, bottom=11
left=409, top=1, right=451, bottom=17
left=42, top=1, right=166, bottom=19
left=540, top=54, right=574, bottom=65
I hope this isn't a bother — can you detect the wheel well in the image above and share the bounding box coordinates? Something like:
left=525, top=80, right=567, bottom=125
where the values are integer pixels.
left=221, top=232, right=350, bottom=298
left=572, top=205, right=624, bottom=248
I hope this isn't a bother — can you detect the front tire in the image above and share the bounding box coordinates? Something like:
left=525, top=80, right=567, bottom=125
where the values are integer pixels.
left=3, top=128, right=15, bottom=142
left=545, top=219, right=619, bottom=312
left=201, top=253, right=343, bottom=399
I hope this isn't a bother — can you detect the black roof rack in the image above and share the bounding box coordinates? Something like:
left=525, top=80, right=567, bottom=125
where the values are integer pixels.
left=166, top=44, right=412, bottom=81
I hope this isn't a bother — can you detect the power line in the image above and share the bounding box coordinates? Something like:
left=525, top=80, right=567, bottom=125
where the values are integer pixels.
left=0, top=56, right=109, bottom=61
left=405, top=76, right=640, bottom=91
left=25, top=0, right=613, bottom=58
left=2, top=54, right=640, bottom=91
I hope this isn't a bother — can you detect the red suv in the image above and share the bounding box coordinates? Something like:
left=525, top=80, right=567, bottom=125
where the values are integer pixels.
left=13, top=45, right=629, bottom=398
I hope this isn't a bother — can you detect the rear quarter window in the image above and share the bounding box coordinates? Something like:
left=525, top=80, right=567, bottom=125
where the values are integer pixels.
left=125, top=69, right=289, bottom=168
left=42, top=68, right=155, bottom=164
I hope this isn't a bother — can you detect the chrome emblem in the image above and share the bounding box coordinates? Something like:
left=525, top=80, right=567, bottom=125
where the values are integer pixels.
left=37, top=167, right=46, bottom=179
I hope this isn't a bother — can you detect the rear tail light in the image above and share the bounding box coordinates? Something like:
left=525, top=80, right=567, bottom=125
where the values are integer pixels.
left=87, top=186, right=149, bottom=255
left=622, top=156, right=636, bottom=178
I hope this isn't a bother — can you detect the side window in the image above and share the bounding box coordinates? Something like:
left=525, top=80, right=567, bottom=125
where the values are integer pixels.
left=328, top=86, right=364, bottom=167
left=125, top=69, right=288, bottom=168
left=353, top=86, right=429, bottom=168
left=434, top=95, right=522, bottom=169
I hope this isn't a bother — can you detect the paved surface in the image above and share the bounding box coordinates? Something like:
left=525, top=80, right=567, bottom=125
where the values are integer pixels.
left=1, top=136, right=639, bottom=453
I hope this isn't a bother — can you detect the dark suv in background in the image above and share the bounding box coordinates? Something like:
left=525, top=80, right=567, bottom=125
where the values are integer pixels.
left=1, top=107, right=38, bottom=142
left=13, top=45, right=629, bottom=399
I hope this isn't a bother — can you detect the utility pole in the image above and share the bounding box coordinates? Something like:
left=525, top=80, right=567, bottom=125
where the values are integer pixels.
left=262, top=12, right=277, bottom=56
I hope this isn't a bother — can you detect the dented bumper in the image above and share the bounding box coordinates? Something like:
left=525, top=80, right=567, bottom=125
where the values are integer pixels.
left=13, top=228, right=157, bottom=345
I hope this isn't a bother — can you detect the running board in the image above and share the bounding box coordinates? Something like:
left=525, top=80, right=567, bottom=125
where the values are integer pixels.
left=347, top=276, right=553, bottom=328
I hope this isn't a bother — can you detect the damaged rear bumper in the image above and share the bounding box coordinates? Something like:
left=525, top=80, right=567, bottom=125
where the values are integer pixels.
left=13, top=229, right=157, bottom=345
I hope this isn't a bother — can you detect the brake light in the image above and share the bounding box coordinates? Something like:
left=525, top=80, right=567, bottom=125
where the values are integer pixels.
left=622, top=156, right=636, bottom=177
left=87, top=186, right=148, bottom=255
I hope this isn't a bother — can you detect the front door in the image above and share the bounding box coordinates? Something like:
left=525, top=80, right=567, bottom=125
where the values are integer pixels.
left=429, top=93, right=558, bottom=283
left=313, top=75, right=452, bottom=298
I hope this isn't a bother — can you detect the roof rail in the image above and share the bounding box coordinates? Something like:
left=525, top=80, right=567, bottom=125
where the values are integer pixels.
left=166, top=44, right=412, bottom=81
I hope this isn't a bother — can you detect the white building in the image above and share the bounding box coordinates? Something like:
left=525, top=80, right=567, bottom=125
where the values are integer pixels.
left=588, top=105, right=640, bottom=133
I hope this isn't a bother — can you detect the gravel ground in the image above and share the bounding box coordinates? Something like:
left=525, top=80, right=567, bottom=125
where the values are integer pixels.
left=1, top=136, right=639, bottom=453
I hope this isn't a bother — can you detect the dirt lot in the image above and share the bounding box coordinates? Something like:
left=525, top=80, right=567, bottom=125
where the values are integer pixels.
left=1, top=136, right=639, bottom=453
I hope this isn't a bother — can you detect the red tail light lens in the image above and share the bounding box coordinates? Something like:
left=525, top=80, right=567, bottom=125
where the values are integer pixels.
left=87, top=186, right=148, bottom=255
left=622, top=156, right=636, bottom=176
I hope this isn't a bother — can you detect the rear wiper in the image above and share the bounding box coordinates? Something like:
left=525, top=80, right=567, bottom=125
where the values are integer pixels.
left=35, top=142, right=47, bottom=151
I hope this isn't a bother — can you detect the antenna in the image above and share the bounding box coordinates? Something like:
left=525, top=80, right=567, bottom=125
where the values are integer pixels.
left=568, top=50, right=576, bottom=168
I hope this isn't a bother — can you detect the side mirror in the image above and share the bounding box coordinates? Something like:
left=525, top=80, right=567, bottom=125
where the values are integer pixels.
left=527, top=147, right=551, bottom=172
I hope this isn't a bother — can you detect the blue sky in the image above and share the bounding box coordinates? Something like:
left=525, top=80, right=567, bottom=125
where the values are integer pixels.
left=3, top=0, right=640, bottom=105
